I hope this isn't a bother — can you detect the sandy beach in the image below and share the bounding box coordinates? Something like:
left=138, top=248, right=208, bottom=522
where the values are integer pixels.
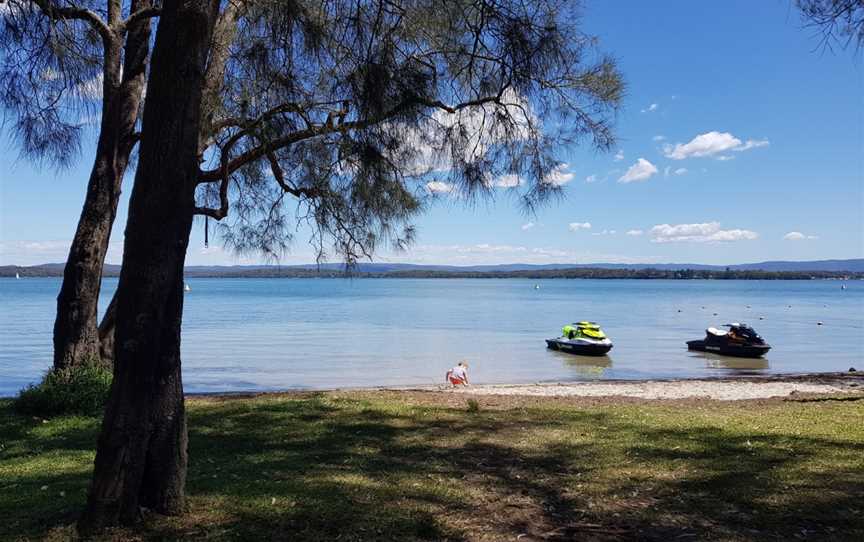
left=395, top=372, right=864, bottom=401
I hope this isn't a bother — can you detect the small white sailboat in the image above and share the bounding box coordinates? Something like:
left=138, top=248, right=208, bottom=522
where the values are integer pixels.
left=534, top=284, right=540, bottom=290
left=184, top=283, right=191, bottom=292
left=15, top=272, right=20, bottom=279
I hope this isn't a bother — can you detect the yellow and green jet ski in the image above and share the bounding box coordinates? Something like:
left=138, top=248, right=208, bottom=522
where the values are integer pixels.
left=546, top=321, right=613, bottom=356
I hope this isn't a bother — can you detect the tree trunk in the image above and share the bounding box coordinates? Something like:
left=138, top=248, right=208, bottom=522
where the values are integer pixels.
left=79, top=0, right=220, bottom=531
left=97, top=292, right=118, bottom=363
left=53, top=1, right=154, bottom=371
left=97, top=0, right=244, bottom=365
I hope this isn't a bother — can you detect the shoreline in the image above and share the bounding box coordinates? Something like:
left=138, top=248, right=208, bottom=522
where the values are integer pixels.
left=3, top=372, right=862, bottom=401
left=187, top=371, right=864, bottom=402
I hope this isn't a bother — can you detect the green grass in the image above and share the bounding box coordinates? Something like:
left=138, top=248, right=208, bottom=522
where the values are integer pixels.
left=13, top=361, right=112, bottom=418
left=1, top=393, right=863, bottom=541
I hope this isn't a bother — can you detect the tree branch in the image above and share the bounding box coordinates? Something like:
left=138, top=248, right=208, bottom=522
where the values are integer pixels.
left=198, top=93, right=508, bottom=183
left=193, top=170, right=229, bottom=219
left=31, top=0, right=114, bottom=43
left=266, top=151, right=320, bottom=199
left=117, top=6, right=162, bottom=33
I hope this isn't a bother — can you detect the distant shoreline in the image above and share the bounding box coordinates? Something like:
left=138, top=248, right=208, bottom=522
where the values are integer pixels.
left=0, top=269, right=864, bottom=281
left=3, top=259, right=862, bottom=279
left=3, top=268, right=862, bottom=280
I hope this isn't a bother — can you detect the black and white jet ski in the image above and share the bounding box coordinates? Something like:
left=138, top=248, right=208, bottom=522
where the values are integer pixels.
left=687, top=323, right=771, bottom=358
left=546, top=321, right=613, bottom=356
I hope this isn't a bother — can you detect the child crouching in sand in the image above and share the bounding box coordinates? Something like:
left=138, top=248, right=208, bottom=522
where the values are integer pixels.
left=445, top=361, right=470, bottom=386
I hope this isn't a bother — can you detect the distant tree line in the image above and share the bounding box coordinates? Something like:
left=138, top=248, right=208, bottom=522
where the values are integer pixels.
left=3, top=264, right=861, bottom=280
left=371, top=269, right=862, bottom=280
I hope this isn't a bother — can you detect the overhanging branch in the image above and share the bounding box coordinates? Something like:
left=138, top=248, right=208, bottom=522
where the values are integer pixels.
left=198, top=93, right=508, bottom=183
left=32, top=0, right=114, bottom=43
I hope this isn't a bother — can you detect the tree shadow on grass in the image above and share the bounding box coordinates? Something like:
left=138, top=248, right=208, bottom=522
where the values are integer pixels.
left=177, top=399, right=864, bottom=541
left=605, top=425, right=864, bottom=540
left=2, top=397, right=863, bottom=541
left=0, top=401, right=100, bottom=538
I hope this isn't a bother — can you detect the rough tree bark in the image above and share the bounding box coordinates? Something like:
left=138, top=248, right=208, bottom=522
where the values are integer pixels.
left=96, top=0, right=245, bottom=364
left=79, top=0, right=220, bottom=530
left=53, top=0, right=154, bottom=370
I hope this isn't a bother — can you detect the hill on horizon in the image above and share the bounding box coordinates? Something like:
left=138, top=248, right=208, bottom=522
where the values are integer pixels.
left=2, top=258, right=863, bottom=277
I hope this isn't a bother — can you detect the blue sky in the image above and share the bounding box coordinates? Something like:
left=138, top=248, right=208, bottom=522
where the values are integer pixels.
left=1, top=0, right=862, bottom=266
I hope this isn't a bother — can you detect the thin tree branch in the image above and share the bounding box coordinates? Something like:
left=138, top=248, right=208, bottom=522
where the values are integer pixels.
left=31, top=0, right=114, bottom=43
left=266, top=151, right=320, bottom=199
left=193, top=169, right=229, bottom=219
left=117, top=6, right=162, bottom=33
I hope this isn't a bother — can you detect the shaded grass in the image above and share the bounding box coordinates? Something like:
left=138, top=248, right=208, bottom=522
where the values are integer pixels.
left=1, top=393, right=863, bottom=541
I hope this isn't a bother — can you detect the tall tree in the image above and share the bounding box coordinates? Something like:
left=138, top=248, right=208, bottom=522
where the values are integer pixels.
left=96, top=0, right=246, bottom=364
left=80, top=0, right=221, bottom=528
left=1, top=0, right=161, bottom=370
left=81, top=0, right=624, bottom=530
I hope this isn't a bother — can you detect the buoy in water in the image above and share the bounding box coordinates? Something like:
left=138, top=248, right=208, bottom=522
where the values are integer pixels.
left=817, top=321, right=823, bottom=326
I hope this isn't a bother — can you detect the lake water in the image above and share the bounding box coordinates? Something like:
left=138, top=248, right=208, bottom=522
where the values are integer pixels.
left=1, top=278, right=862, bottom=396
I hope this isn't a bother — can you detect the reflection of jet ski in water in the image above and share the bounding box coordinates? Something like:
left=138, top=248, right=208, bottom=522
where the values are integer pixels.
left=546, top=321, right=613, bottom=356
left=687, top=323, right=771, bottom=358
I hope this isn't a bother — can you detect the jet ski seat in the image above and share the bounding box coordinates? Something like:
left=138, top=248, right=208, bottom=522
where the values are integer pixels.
left=707, top=327, right=728, bottom=337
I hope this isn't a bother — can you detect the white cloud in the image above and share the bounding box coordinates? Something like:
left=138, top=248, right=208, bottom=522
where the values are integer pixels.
left=40, top=67, right=60, bottom=82
left=425, top=181, right=454, bottom=194
left=491, top=174, right=522, bottom=188
left=521, top=222, right=535, bottom=231
left=652, top=135, right=666, bottom=142
left=640, top=103, right=659, bottom=113
left=75, top=74, right=104, bottom=101
left=379, top=243, right=650, bottom=265
left=585, top=174, right=598, bottom=183
left=650, top=222, right=758, bottom=243
left=568, top=222, right=592, bottom=231
left=673, top=167, right=687, bottom=176
left=0, top=1, right=33, bottom=17
left=397, top=87, right=539, bottom=176
left=592, top=229, right=616, bottom=236
left=716, top=155, right=735, bottom=161
left=613, top=150, right=624, bottom=162
left=0, top=240, right=124, bottom=266
left=664, top=131, right=770, bottom=160
left=625, top=229, right=643, bottom=236
left=783, top=231, right=818, bottom=241
left=618, top=158, right=658, bottom=183
left=739, top=139, right=770, bottom=151
left=485, top=171, right=561, bottom=189
left=541, top=163, right=575, bottom=186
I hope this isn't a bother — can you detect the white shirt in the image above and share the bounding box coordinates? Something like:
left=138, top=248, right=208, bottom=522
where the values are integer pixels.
left=450, top=365, right=467, bottom=379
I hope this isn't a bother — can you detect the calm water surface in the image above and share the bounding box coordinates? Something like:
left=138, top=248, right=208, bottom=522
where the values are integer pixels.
left=1, top=278, right=862, bottom=396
